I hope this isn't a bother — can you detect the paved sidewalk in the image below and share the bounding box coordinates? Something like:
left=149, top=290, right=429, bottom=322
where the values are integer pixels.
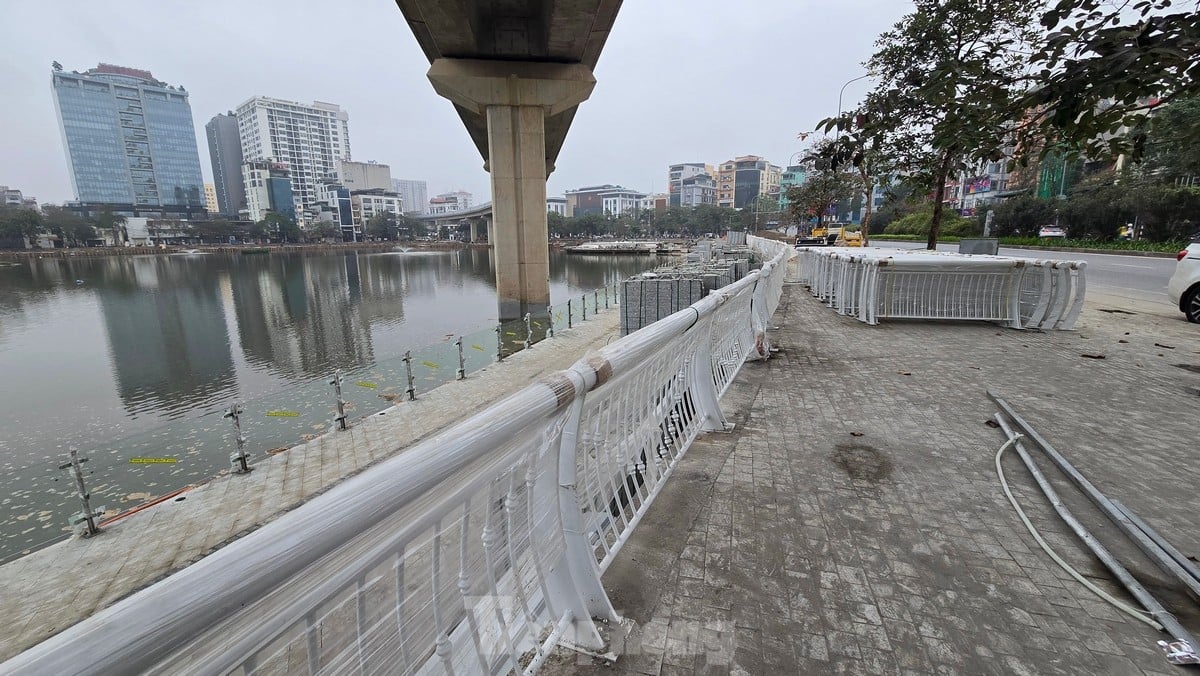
left=556, top=284, right=1200, bottom=675
left=0, top=309, right=623, bottom=662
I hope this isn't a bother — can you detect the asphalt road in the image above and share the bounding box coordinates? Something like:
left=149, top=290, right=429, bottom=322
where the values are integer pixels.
left=870, top=240, right=1180, bottom=310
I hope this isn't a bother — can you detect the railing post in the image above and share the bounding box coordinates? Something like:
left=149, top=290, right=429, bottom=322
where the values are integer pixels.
left=593, top=290, right=598, bottom=315
left=329, top=369, right=348, bottom=430
left=495, top=325, right=504, bottom=361
left=455, top=336, right=466, bottom=380
left=546, top=305, right=554, bottom=339
left=536, top=369, right=620, bottom=652
left=688, top=315, right=732, bottom=432
left=523, top=312, right=532, bottom=350
left=60, top=448, right=101, bottom=536
left=403, top=351, right=416, bottom=400
left=224, top=402, right=252, bottom=473
left=567, top=300, right=572, bottom=328
left=581, top=294, right=587, bottom=321
left=748, top=265, right=774, bottom=361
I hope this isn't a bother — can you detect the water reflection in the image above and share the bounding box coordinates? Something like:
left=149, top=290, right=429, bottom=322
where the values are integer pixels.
left=0, top=248, right=660, bottom=461
left=94, top=256, right=236, bottom=418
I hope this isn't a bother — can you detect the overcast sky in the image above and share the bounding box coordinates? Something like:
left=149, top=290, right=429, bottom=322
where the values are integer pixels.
left=0, top=0, right=911, bottom=206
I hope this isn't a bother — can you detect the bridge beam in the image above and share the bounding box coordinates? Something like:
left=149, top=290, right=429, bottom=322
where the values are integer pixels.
left=429, top=59, right=595, bottom=320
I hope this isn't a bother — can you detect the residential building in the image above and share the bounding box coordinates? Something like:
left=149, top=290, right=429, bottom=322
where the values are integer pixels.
left=564, top=184, right=648, bottom=217
left=339, top=160, right=391, bottom=191
left=679, top=173, right=716, bottom=207
left=777, top=164, right=809, bottom=210
left=205, top=112, right=245, bottom=217
left=547, top=196, right=567, bottom=215
left=351, top=189, right=403, bottom=227
left=235, top=96, right=351, bottom=223
left=52, top=63, right=205, bottom=213
left=667, top=163, right=714, bottom=207
left=428, top=190, right=472, bottom=215
left=203, top=183, right=218, bottom=213
left=315, top=181, right=354, bottom=235
left=243, top=159, right=295, bottom=222
left=1, top=186, right=37, bottom=209
left=715, top=156, right=781, bottom=209
left=942, top=159, right=1011, bottom=216
left=391, top=179, right=428, bottom=215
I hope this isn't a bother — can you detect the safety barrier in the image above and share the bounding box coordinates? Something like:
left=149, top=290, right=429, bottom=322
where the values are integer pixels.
left=794, top=247, right=1086, bottom=330
left=1, top=236, right=792, bottom=676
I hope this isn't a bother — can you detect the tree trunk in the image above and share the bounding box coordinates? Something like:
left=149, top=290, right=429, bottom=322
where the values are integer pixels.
left=927, top=152, right=953, bottom=250
left=860, top=172, right=874, bottom=247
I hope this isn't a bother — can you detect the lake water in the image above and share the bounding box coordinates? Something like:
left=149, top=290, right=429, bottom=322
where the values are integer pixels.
left=0, top=247, right=661, bottom=558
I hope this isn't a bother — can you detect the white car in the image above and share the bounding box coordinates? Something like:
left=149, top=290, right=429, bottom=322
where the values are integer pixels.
left=1167, top=239, right=1200, bottom=323
left=1038, top=225, right=1067, bottom=238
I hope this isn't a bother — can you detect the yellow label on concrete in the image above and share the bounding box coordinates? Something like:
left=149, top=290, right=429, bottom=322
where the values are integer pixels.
left=421, top=360, right=439, bottom=369
left=266, top=410, right=300, bottom=417
left=356, top=381, right=378, bottom=389
left=471, top=344, right=486, bottom=352
left=130, top=458, right=178, bottom=464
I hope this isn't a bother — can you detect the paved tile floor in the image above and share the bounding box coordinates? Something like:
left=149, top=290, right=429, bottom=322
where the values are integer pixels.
left=552, top=283, right=1200, bottom=675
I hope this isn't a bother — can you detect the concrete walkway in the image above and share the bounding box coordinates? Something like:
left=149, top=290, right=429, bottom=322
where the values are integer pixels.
left=556, top=284, right=1200, bottom=675
left=0, top=308, right=624, bottom=662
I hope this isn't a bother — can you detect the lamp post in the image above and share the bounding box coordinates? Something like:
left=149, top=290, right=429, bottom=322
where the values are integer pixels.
left=836, top=74, right=872, bottom=138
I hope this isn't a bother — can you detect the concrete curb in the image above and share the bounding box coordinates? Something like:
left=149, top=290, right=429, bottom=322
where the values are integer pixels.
left=1000, top=244, right=1179, bottom=258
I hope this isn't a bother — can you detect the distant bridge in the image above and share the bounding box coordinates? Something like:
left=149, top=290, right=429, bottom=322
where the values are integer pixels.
left=417, top=202, right=494, bottom=242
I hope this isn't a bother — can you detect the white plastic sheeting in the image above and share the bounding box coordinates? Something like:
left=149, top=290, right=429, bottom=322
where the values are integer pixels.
left=1, top=237, right=794, bottom=676
left=794, top=247, right=1086, bottom=330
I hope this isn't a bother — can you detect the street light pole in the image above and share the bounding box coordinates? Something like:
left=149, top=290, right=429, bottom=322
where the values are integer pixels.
left=836, top=73, right=872, bottom=141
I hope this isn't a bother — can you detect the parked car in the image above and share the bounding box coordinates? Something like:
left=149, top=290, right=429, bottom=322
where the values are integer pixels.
left=1167, top=237, right=1200, bottom=323
left=1038, top=225, right=1067, bottom=238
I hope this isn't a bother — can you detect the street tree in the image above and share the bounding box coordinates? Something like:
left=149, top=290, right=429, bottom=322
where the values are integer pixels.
left=830, top=0, right=1042, bottom=249
left=1140, top=96, right=1200, bottom=183
left=0, top=208, right=44, bottom=248
left=42, top=206, right=95, bottom=247
left=366, top=212, right=398, bottom=240
left=92, top=208, right=127, bottom=246
left=1018, top=0, right=1200, bottom=161
left=785, top=142, right=862, bottom=233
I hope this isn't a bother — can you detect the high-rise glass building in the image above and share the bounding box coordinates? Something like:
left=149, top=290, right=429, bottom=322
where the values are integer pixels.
left=235, top=96, right=351, bottom=223
left=52, top=63, right=205, bottom=211
left=205, top=112, right=245, bottom=217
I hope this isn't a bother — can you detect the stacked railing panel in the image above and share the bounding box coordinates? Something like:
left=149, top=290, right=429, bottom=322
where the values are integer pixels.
left=793, top=246, right=1086, bottom=330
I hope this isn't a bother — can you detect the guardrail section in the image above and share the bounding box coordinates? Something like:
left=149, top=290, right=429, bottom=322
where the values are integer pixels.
left=1, top=236, right=793, bottom=676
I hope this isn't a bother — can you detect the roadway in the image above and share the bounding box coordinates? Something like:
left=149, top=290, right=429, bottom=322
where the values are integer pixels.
left=870, top=240, right=1180, bottom=311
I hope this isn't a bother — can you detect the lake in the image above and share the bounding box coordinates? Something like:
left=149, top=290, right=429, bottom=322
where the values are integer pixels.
left=0, top=247, right=661, bottom=558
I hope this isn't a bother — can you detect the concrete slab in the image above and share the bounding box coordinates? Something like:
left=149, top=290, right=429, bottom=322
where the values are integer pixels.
left=548, top=283, right=1200, bottom=675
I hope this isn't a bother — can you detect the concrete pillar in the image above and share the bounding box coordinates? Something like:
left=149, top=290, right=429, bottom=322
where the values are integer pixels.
left=468, top=219, right=479, bottom=243
left=485, top=216, right=494, bottom=245
left=429, top=59, right=595, bottom=321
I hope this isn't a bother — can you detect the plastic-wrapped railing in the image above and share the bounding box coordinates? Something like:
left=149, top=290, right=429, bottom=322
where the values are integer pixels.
left=794, top=246, right=1086, bottom=330
left=0, top=236, right=793, bottom=676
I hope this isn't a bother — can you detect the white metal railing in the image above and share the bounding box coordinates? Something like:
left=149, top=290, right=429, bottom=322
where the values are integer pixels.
left=1, top=236, right=792, bottom=676
left=793, top=246, right=1086, bottom=330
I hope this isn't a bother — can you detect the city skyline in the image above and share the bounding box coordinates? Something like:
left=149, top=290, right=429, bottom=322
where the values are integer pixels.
left=1, top=1, right=909, bottom=208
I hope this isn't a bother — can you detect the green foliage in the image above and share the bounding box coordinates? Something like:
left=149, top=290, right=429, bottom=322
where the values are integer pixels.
left=823, top=0, right=1042, bottom=249
left=366, top=212, right=398, bottom=240
left=1020, top=0, right=1200, bottom=161
left=42, top=206, right=95, bottom=246
left=1140, top=96, right=1200, bottom=181
left=883, top=206, right=977, bottom=238
left=979, top=184, right=1199, bottom=241
left=0, top=208, right=44, bottom=247
left=259, top=212, right=299, bottom=243
left=785, top=140, right=862, bottom=230
left=996, top=237, right=1187, bottom=252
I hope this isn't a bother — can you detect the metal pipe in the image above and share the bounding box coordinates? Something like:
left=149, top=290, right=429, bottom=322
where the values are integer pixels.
left=1112, top=498, right=1200, bottom=588
left=455, top=337, right=465, bottom=380
left=990, top=390, right=1200, bottom=604
left=403, top=351, right=415, bottom=401
left=993, top=415, right=1196, bottom=659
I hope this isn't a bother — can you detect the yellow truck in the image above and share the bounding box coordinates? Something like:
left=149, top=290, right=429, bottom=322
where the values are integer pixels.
left=796, top=225, right=863, bottom=247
